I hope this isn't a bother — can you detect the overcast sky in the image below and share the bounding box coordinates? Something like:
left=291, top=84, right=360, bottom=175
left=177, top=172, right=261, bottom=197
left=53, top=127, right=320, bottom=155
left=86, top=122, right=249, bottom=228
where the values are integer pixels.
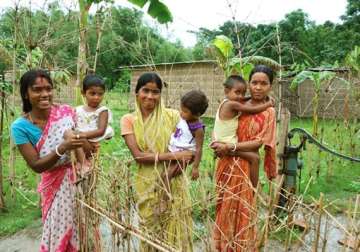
left=0, top=0, right=348, bottom=47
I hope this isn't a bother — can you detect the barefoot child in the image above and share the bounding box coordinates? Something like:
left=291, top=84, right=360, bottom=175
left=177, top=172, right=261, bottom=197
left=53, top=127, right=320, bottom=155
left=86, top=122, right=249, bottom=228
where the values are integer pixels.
left=160, top=90, right=208, bottom=198
left=75, top=74, right=114, bottom=170
left=212, top=75, right=274, bottom=188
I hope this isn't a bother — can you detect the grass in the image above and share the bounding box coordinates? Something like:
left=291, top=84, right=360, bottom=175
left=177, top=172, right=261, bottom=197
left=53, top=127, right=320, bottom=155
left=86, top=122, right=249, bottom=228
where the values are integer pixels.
left=0, top=91, right=359, bottom=237
left=290, top=118, right=360, bottom=209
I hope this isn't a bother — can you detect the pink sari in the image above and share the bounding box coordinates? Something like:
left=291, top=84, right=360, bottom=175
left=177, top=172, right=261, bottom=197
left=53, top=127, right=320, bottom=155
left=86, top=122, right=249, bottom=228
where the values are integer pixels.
left=35, top=105, right=79, bottom=252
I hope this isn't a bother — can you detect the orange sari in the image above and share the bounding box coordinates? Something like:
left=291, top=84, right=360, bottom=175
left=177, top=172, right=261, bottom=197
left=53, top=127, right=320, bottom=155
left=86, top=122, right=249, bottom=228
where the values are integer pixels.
left=213, top=107, right=277, bottom=252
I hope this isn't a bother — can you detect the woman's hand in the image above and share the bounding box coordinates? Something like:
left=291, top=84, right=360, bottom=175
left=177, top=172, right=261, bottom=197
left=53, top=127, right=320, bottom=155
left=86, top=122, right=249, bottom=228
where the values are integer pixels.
left=61, top=130, right=84, bottom=152
left=210, top=141, right=229, bottom=157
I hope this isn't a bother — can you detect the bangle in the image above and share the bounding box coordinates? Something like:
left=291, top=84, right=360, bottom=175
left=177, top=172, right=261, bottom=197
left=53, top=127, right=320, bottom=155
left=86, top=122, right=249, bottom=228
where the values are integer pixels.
left=55, top=144, right=65, bottom=157
left=231, top=143, right=237, bottom=152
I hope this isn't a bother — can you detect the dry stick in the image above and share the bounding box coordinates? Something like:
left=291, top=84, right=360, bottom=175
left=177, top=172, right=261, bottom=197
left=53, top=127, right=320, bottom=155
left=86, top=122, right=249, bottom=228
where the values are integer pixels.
left=93, top=7, right=110, bottom=73
left=92, top=150, right=102, bottom=252
left=270, top=192, right=313, bottom=250
left=293, top=218, right=309, bottom=252
left=321, top=215, right=330, bottom=252
left=126, top=161, right=131, bottom=252
left=350, top=195, right=359, bottom=235
left=39, top=9, right=53, bottom=67
left=14, top=187, right=37, bottom=206
left=308, top=145, right=315, bottom=180
left=257, top=179, right=277, bottom=249
left=80, top=157, right=88, bottom=252
left=318, top=208, right=353, bottom=238
left=316, top=127, right=324, bottom=178
left=276, top=23, right=283, bottom=121
left=324, top=89, right=340, bottom=111
left=313, top=193, right=324, bottom=252
left=9, top=3, right=19, bottom=201
left=284, top=194, right=294, bottom=251
left=353, top=195, right=360, bottom=250
left=0, top=80, right=6, bottom=210
left=110, top=162, right=135, bottom=251
left=226, top=0, right=242, bottom=64
left=108, top=171, right=120, bottom=252
left=78, top=199, right=178, bottom=252
left=101, top=157, right=123, bottom=252
left=70, top=151, right=83, bottom=251
left=344, top=198, right=353, bottom=252
left=197, top=170, right=213, bottom=251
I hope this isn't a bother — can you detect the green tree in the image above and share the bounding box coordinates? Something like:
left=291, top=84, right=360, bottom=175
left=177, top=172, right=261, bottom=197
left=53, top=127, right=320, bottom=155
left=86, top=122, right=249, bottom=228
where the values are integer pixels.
left=75, top=0, right=173, bottom=104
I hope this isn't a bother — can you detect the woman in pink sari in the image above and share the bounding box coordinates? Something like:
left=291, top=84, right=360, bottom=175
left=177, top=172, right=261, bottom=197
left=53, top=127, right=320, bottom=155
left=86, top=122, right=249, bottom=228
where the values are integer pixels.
left=11, top=70, right=85, bottom=252
left=211, top=65, right=277, bottom=251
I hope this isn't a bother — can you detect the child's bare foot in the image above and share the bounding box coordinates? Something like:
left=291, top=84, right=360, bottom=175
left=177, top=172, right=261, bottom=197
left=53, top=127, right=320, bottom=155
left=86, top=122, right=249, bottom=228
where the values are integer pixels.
left=160, top=197, right=168, bottom=214
left=154, top=193, right=169, bottom=217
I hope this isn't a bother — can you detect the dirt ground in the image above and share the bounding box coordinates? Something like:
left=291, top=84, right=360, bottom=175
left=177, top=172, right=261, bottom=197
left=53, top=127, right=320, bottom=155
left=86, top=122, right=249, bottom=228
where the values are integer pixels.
left=0, top=220, right=42, bottom=252
left=0, top=215, right=354, bottom=252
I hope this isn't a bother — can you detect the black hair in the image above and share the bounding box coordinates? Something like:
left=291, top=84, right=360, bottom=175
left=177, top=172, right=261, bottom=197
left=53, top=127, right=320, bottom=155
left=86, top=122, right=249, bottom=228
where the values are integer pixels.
left=249, top=65, right=275, bottom=84
left=135, top=72, right=163, bottom=93
left=82, top=74, right=105, bottom=92
left=20, top=69, right=53, bottom=113
left=181, top=90, right=209, bottom=117
left=223, top=75, right=246, bottom=88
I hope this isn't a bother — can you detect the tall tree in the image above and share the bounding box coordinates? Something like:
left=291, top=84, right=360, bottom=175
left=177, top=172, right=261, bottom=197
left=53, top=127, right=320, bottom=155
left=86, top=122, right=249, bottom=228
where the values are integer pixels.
left=75, top=0, right=173, bottom=104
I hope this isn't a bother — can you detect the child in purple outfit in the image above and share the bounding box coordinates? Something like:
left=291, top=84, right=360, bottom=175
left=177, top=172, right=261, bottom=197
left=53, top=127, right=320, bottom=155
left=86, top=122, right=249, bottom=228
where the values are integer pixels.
left=161, top=90, right=208, bottom=199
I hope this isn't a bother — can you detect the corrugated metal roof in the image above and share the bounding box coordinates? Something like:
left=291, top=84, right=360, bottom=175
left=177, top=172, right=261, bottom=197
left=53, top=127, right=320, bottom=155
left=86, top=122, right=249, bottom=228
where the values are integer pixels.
left=282, top=67, right=350, bottom=78
left=307, top=67, right=349, bottom=72
left=116, top=60, right=217, bottom=71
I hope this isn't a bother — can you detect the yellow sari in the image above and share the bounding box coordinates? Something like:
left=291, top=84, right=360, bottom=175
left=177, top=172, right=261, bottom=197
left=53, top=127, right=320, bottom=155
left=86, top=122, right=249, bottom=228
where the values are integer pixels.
left=133, top=99, right=193, bottom=252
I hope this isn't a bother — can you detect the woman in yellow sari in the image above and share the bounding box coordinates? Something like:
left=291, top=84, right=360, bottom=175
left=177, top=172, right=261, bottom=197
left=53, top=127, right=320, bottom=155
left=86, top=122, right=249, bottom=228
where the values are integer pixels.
left=121, top=72, right=194, bottom=251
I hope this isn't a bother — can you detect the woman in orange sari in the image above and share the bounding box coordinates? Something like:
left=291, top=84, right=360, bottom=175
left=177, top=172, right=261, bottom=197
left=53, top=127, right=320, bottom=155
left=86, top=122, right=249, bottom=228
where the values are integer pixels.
left=211, top=65, right=277, bottom=252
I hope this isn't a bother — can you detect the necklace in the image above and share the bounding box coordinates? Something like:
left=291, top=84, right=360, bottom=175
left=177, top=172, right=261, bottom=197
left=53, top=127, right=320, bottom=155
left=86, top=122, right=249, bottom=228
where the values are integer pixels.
left=28, top=112, right=47, bottom=129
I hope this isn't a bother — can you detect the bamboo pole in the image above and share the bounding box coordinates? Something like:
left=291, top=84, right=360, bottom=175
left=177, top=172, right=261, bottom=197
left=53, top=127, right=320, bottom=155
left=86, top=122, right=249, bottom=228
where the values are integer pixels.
left=126, top=161, right=131, bottom=252
left=9, top=3, right=19, bottom=200
left=76, top=0, right=90, bottom=105
left=93, top=7, right=109, bottom=73
left=276, top=23, right=283, bottom=121
left=0, top=74, right=6, bottom=210
left=321, top=215, right=329, bottom=252
left=313, top=193, right=324, bottom=252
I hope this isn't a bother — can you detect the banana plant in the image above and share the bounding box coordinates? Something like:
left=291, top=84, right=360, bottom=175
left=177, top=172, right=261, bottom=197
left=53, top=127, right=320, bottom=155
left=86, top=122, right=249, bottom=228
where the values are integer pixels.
left=128, top=0, right=173, bottom=24
left=345, top=45, right=360, bottom=77
left=25, top=47, right=44, bottom=69
left=345, top=46, right=360, bottom=103
left=50, top=69, right=71, bottom=90
left=290, top=70, right=349, bottom=136
left=211, top=35, right=281, bottom=79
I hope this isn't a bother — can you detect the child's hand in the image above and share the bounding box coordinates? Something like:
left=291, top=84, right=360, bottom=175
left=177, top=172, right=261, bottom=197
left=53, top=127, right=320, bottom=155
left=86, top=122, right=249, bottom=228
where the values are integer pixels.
left=171, top=151, right=194, bottom=162
left=267, top=96, right=276, bottom=107
left=191, top=168, right=199, bottom=180
left=91, top=142, right=100, bottom=152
